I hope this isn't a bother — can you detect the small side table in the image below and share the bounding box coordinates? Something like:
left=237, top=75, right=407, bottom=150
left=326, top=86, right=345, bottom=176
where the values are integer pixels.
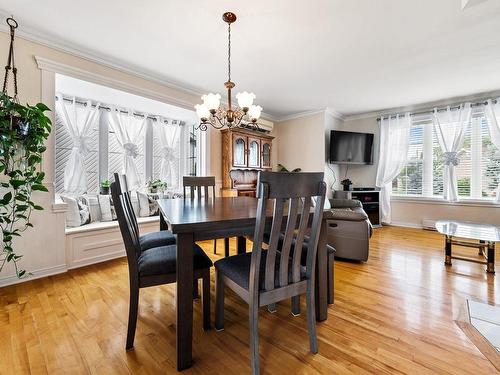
left=435, top=220, right=499, bottom=273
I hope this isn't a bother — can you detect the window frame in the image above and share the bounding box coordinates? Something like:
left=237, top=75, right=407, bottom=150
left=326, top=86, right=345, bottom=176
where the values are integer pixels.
left=54, top=95, right=205, bottom=194
left=391, top=110, right=500, bottom=204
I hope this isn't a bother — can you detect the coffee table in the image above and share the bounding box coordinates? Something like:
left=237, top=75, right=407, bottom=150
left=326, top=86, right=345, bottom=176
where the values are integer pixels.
left=435, top=220, right=499, bottom=273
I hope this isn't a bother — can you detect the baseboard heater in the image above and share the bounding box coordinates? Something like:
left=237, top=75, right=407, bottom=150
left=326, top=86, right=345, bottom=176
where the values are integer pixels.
left=422, top=219, right=437, bottom=231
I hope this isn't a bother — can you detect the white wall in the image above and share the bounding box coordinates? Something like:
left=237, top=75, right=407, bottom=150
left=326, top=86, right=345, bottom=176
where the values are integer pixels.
left=277, top=111, right=342, bottom=198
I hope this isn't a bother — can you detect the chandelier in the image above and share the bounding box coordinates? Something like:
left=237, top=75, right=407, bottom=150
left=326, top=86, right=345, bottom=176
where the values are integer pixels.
left=194, top=12, right=263, bottom=131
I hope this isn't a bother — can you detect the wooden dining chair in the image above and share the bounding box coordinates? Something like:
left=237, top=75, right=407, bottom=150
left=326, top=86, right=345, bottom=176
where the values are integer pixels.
left=262, top=232, right=336, bottom=313
left=114, top=173, right=177, bottom=251
left=214, top=171, right=326, bottom=374
left=183, top=176, right=230, bottom=257
left=111, top=179, right=213, bottom=350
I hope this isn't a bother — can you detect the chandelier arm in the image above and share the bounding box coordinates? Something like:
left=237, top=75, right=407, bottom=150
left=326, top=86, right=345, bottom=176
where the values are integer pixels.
left=209, top=115, right=226, bottom=130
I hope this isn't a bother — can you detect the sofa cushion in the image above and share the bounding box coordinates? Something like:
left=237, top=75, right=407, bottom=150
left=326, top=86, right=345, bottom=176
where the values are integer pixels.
left=138, top=243, right=212, bottom=277
left=98, top=194, right=117, bottom=221
left=328, top=208, right=368, bottom=221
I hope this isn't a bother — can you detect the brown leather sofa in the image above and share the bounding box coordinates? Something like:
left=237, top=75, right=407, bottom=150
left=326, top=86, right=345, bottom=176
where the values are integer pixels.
left=326, top=198, right=372, bottom=262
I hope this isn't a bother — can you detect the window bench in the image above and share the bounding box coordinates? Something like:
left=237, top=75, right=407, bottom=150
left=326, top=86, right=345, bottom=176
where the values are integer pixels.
left=65, top=216, right=160, bottom=269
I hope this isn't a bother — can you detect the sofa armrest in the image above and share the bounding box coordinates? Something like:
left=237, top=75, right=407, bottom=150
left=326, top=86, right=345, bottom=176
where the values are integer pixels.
left=327, top=207, right=368, bottom=222
left=329, top=198, right=362, bottom=209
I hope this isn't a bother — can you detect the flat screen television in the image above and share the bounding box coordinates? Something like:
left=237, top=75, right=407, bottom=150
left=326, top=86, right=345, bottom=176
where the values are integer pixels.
left=329, top=130, right=374, bottom=164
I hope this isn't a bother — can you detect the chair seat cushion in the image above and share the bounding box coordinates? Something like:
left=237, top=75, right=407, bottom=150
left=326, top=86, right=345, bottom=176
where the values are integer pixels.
left=262, top=233, right=336, bottom=265
left=139, top=230, right=176, bottom=251
left=138, top=244, right=212, bottom=277
left=214, top=251, right=306, bottom=291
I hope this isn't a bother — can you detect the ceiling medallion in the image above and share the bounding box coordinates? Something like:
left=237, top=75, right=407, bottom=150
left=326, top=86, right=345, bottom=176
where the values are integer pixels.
left=194, top=12, right=263, bottom=131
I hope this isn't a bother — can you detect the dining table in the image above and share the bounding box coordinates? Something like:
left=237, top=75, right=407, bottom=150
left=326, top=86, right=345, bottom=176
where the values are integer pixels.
left=157, top=196, right=333, bottom=371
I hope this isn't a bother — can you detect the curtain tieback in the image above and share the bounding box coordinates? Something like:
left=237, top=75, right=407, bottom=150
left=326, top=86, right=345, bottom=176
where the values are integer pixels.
left=73, top=136, right=92, bottom=155
left=442, top=151, right=461, bottom=166
left=161, top=146, right=177, bottom=162
left=123, top=142, right=139, bottom=158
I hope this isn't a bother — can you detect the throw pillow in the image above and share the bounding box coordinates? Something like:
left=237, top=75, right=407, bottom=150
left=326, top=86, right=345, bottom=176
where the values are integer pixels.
left=60, top=195, right=82, bottom=227
left=98, top=194, right=117, bottom=222
left=137, top=191, right=159, bottom=217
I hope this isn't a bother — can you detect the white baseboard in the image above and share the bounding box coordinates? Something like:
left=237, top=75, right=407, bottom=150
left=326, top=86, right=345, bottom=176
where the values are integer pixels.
left=0, top=264, right=67, bottom=288
left=68, top=249, right=125, bottom=270
left=388, top=221, right=423, bottom=229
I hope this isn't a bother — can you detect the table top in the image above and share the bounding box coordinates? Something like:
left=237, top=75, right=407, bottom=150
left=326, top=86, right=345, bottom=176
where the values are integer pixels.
left=157, top=197, right=333, bottom=235
left=435, top=220, right=500, bottom=242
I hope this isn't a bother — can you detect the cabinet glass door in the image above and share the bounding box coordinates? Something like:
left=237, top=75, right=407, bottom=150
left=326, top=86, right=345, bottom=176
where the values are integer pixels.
left=262, top=142, right=271, bottom=168
left=248, top=138, right=260, bottom=168
left=233, top=136, right=246, bottom=166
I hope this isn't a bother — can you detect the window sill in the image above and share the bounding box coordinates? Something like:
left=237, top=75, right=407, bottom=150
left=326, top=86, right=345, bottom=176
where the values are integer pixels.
left=391, top=195, right=500, bottom=208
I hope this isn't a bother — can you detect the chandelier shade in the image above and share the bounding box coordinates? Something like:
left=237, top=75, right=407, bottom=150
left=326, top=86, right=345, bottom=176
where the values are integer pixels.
left=194, top=12, right=263, bottom=131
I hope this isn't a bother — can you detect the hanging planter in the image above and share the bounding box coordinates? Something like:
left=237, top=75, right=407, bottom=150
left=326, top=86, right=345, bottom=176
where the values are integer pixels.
left=0, top=17, right=52, bottom=279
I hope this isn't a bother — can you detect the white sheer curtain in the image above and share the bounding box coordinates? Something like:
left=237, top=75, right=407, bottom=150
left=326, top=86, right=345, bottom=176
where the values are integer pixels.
left=485, top=98, right=500, bottom=203
left=56, top=95, right=100, bottom=194
left=375, top=113, right=411, bottom=224
left=156, top=117, right=180, bottom=189
left=432, top=103, right=472, bottom=202
left=108, top=108, right=147, bottom=191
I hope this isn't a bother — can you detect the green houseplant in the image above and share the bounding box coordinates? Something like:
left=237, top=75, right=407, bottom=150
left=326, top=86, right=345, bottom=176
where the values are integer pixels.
left=147, top=179, right=167, bottom=193
left=100, top=179, right=111, bottom=195
left=0, top=92, right=52, bottom=278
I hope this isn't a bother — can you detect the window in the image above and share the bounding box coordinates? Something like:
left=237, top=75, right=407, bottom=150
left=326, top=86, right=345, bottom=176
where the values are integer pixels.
left=55, top=97, right=202, bottom=194
left=393, top=110, right=500, bottom=200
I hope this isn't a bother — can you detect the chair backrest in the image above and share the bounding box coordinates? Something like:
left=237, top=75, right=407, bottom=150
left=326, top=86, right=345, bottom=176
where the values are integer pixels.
left=114, top=173, right=139, bottom=240
left=111, top=178, right=142, bottom=278
left=183, top=176, right=216, bottom=200
left=250, top=171, right=326, bottom=295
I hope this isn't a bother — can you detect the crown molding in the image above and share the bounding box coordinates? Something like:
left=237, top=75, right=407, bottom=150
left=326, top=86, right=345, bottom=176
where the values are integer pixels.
left=276, top=109, right=327, bottom=123
left=276, top=107, right=346, bottom=123
left=343, top=88, right=500, bottom=122
left=325, top=107, right=346, bottom=121
left=35, top=56, right=199, bottom=112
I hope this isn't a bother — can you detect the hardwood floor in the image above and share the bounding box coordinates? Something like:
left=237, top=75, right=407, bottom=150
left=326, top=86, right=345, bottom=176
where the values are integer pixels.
left=1, top=226, right=499, bottom=374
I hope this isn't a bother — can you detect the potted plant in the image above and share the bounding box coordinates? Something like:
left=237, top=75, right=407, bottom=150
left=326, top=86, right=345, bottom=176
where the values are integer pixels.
left=147, top=179, right=167, bottom=193
left=100, top=179, right=110, bottom=195
left=341, top=178, right=353, bottom=191
left=0, top=92, right=51, bottom=279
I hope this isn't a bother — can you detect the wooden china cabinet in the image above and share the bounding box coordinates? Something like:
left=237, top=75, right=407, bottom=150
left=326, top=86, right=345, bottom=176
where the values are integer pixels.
left=221, top=128, right=274, bottom=197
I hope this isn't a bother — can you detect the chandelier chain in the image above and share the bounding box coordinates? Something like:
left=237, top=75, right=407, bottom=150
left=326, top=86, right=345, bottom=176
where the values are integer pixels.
left=227, top=23, right=231, bottom=83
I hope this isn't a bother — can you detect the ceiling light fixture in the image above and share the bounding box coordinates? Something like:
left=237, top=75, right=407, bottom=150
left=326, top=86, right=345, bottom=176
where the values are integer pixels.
left=194, top=12, right=262, bottom=131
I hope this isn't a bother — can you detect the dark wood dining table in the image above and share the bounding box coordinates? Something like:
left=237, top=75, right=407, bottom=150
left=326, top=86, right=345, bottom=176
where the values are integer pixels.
left=157, top=196, right=333, bottom=371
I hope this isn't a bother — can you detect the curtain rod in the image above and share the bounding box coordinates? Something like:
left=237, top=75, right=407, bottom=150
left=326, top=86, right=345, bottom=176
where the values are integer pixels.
left=55, top=94, right=186, bottom=126
left=376, top=98, right=498, bottom=121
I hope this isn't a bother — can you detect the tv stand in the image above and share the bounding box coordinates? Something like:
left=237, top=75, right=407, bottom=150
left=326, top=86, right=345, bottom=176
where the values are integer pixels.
left=334, top=189, right=381, bottom=227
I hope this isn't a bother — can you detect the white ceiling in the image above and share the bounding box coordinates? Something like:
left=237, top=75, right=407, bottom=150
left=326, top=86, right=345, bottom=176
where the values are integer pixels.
left=1, top=0, right=500, bottom=118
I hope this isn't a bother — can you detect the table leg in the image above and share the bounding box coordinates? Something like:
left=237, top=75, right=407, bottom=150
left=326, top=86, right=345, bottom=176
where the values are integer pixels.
left=479, top=240, right=485, bottom=256
left=224, top=237, right=230, bottom=257
left=176, top=232, right=194, bottom=371
left=445, top=235, right=452, bottom=266
left=487, top=242, right=495, bottom=274
left=315, top=219, right=328, bottom=322
left=237, top=236, right=247, bottom=254
left=160, top=212, right=168, bottom=231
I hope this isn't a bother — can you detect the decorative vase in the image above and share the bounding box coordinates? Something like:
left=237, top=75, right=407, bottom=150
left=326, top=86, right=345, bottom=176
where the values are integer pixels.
left=100, top=186, right=110, bottom=195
